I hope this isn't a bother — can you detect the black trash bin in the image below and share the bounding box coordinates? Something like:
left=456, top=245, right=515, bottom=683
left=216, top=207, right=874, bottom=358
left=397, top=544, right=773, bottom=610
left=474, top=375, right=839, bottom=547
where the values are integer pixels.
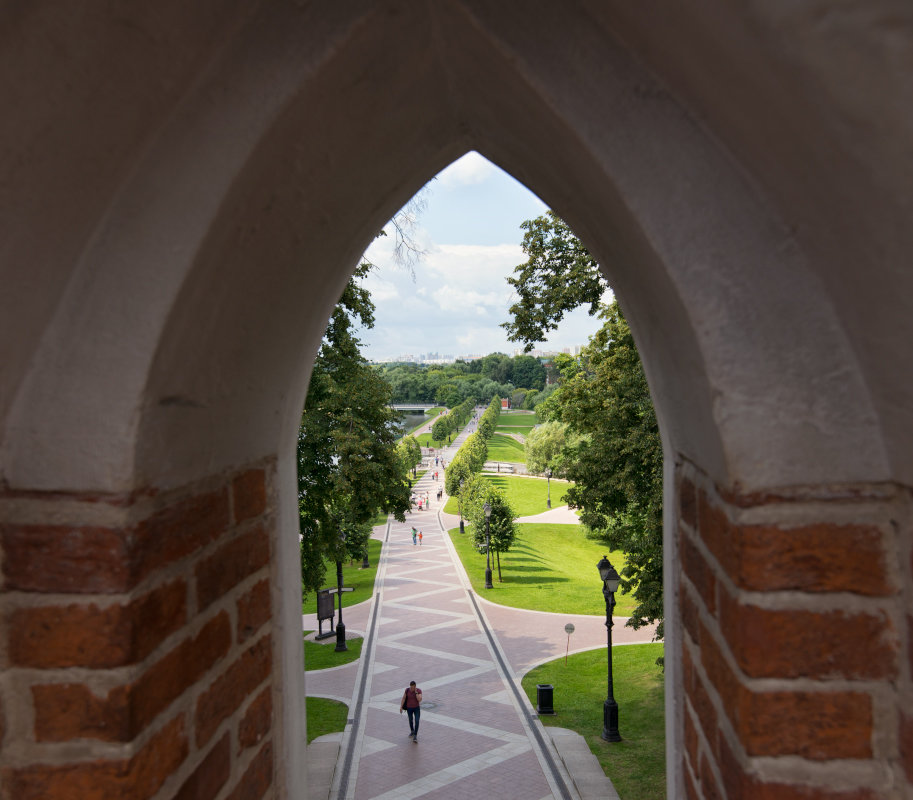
left=536, top=683, right=555, bottom=715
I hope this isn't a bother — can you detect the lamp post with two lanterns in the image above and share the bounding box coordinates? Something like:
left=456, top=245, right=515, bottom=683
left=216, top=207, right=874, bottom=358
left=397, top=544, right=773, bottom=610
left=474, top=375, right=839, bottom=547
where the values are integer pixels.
left=597, top=555, right=621, bottom=741
left=458, top=478, right=465, bottom=533
left=545, top=468, right=552, bottom=508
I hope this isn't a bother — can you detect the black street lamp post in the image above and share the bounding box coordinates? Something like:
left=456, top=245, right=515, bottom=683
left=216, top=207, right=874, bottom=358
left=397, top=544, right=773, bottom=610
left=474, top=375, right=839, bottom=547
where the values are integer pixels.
left=545, top=468, right=552, bottom=509
left=334, top=557, right=348, bottom=652
left=459, top=478, right=465, bottom=534
left=597, top=555, right=621, bottom=741
left=484, top=502, right=493, bottom=589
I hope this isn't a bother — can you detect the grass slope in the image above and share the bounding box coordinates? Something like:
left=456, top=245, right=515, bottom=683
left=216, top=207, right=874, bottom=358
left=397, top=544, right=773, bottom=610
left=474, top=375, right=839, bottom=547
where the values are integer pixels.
left=302, top=538, right=382, bottom=614
left=522, top=643, right=666, bottom=800
left=486, top=433, right=526, bottom=463
left=443, top=474, right=570, bottom=516
left=306, top=696, right=349, bottom=744
left=448, top=523, right=634, bottom=616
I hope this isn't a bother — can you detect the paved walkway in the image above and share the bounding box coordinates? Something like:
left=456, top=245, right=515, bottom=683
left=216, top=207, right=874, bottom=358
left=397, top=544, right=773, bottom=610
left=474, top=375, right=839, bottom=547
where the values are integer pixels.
left=304, top=415, right=657, bottom=800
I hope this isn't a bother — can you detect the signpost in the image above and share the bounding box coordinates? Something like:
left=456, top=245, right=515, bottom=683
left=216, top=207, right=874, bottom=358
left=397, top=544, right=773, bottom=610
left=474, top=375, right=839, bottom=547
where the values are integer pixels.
left=564, top=623, right=575, bottom=664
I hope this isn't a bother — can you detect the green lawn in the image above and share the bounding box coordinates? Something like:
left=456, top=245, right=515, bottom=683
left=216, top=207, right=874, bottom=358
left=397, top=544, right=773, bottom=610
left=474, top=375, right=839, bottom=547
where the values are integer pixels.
left=522, top=643, right=666, bottom=800
left=304, top=631, right=363, bottom=670
left=302, top=538, right=382, bottom=614
left=495, top=412, right=539, bottom=432
left=447, top=524, right=634, bottom=616
left=416, top=432, right=451, bottom=448
left=486, top=433, right=527, bottom=463
left=444, top=474, right=570, bottom=517
left=306, top=696, right=349, bottom=744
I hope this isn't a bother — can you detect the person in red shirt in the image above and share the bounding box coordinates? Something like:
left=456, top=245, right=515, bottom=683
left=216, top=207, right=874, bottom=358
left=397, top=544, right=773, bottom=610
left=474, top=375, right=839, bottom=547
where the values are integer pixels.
left=400, top=680, right=423, bottom=742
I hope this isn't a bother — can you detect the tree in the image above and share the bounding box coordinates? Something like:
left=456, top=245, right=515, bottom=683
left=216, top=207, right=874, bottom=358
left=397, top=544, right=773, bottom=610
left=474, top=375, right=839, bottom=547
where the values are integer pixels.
left=524, top=420, right=579, bottom=477
left=431, top=416, right=449, bottom=447
left=298, top=263, right=411, bottom=596
left=502, top=211, right=608, bottom=349
left=466, top=485, right=518, bottom=583
left=510, top=354, right=546, bottom=391
left=503, top=212, right=664, bottom=640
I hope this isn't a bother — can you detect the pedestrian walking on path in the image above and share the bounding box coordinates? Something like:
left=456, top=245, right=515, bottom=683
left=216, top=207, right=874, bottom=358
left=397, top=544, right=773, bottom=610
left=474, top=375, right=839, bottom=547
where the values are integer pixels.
left=411, top=527, right=417, bottom=545
left=400, top=680, right=423, bottom=742
left=418, top=530, right=423, bottom=545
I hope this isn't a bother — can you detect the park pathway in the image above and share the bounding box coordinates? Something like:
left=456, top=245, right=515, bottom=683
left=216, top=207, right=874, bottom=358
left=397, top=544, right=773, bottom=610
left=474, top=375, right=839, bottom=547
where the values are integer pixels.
left=306, top=413, right=656, bottom=800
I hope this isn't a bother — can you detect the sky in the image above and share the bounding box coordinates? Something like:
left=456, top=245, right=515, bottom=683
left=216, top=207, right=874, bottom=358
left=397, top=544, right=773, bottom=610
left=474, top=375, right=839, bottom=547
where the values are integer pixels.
left=358, top=152, right=609, bottom=363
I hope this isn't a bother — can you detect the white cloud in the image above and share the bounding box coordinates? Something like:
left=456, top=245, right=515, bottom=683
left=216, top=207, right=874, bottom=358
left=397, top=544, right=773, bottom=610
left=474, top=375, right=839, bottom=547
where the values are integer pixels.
left=436, top=152, right=496, bottom=188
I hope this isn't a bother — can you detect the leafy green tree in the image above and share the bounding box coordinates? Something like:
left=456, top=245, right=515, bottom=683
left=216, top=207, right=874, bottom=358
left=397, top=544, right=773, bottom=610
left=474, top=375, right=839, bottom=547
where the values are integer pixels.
left=503, top=212, right=663, bottom=639
left=503, top=211, right=608, bottom=349
left=524, top=420, right=579, bottom=477
left=431, top=416, right=449, bottom=447
left=466, top=486, right=517, bottom=582
left=298, top=263, right=411, bottom=596
left=510, top=354, right=546, bottom=391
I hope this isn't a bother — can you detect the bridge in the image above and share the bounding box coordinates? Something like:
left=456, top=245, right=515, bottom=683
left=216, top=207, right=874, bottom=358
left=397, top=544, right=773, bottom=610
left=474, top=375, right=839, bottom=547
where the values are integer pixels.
left=391, top=403, right=437, bottom=412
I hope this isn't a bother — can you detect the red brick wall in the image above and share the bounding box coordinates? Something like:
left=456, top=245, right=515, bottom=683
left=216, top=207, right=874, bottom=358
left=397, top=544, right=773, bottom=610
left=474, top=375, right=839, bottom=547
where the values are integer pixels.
left=677, top=467, right=912, bottom=799
left=0, top=461, right=277, bottom=800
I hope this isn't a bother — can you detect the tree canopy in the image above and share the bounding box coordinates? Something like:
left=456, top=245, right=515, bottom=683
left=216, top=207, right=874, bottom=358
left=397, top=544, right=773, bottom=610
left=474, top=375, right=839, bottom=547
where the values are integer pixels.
left=298, top=263, right=411, bottom=594
left=504, top=212, right=664, bottom=638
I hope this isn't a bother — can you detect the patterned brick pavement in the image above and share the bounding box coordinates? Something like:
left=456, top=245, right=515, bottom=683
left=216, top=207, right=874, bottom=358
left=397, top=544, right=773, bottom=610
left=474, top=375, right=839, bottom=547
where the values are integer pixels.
left=304, top=416, right=656, bottom=800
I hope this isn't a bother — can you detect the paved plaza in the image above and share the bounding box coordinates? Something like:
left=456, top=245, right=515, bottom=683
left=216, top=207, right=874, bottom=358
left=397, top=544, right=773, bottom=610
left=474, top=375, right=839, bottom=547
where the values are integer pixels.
left=305, top=418, right=657, bottom=800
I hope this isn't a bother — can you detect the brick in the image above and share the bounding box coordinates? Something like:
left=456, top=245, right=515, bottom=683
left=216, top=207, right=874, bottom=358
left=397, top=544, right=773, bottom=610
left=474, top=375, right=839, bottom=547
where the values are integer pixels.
left=196, top=525, right=270, bottom=611
left=196, top=634, right=272, bottom=746
left=718, top=586, right=897, bottom=680
left=1, top=524, right=131, bottom=593
left=699, top=752, right=723, bottom=800
left=32, top=611, right=230, bottom=742
left=237, top=579, right=271, bottom=643
left=9, top=580, right=186, bottom=669
left=681, top=533, right=717, bottom=614
left=174, top=733, right=230, bottom=800
left=33, top=683, right=130, bottom=743
left=688, top=668, right=719, bottom=761
left=683, top=764, right=700, bottom=800
left=2, top=714, right=187, bottom=800
left=739, top=689, right=872, bottom=759
left=225, top=740, right=272, bottom=800
left=132, top=611, right=231, bottom=734
left=680, top=477, right=698, bottom=530
left=134, top=488, right=230, bottom=584
left=697, top=491, right=736, bottom=576
left=680, top=584, right=701, bottom=645
left=239, top=688, right=272, bottom=751
left=901, top=711, right=913, bottom=784
left=233, top=469, right=267, bottom=523
left=683, top=707, right=699, bottom=773
left=718, top=735, right=880, bottom=799
left=699, top=618, right=873, bottom=759
left=733, top=523, right=891, bottom=596
left=695, top=492, right=893, bottom=596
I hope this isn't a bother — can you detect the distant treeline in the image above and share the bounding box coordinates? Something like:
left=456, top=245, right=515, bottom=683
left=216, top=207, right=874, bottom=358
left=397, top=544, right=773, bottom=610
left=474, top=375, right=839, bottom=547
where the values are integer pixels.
left=375, top=354, right=550, bottom=410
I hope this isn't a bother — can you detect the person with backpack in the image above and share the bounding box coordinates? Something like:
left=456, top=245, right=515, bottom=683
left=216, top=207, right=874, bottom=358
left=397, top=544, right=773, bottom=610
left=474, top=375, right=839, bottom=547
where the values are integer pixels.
left=400, top=680, right=423, bottom=742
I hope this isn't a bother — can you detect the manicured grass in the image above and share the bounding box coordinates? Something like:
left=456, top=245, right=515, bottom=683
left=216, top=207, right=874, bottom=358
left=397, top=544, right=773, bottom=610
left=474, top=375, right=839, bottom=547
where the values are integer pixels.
left=486, top=433, right=527, bottom=463
left=444, top=474, right=570, bottom=517
left=495, top=412, right=539, bottom=432
left=426, top=406, right=445, bottom=416
left=447, top=524, right=635, bottom=616
left=306, top=696, right=349, bottom=744
left=416, top=432, right=450, bottom=448
left=302, top=538, right=382, bottom=614
left=303, top=631, right=363, bottom=670
left=522, top=643, right=666, bottom=800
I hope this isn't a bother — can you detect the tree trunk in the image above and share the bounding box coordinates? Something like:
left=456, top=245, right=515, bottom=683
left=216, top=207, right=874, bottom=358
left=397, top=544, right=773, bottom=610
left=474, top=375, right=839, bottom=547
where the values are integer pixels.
left=496, top=549, right=503, bottom=582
